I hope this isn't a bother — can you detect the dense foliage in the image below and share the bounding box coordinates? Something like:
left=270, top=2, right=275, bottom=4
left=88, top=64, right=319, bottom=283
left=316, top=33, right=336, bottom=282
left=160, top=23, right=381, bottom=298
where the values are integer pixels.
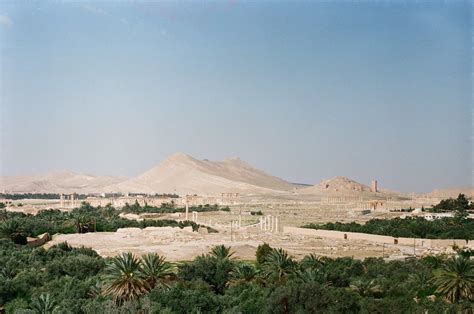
left=429, top=194, right=473, bottom=216
left=0, top=242, right=472, bottom=313
left=0, top=203, right=209, bottom=244
left=304, top=217, right=474, bottom=240
left=122, top=201, right=230, bottom=214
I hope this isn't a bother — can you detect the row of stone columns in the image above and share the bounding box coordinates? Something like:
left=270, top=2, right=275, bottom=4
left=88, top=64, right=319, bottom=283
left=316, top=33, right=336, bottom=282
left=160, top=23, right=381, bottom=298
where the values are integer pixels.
left=60, top=194, right=76, bottom=208
left=358, top=203, right=372, bottom=210
left=259, top=215, right=279, bottom=233
left=322, top=196, right=365, bottom=204
left=231, top=219, right=241, bottom=229
left=322, top=196, right=346, bottom=203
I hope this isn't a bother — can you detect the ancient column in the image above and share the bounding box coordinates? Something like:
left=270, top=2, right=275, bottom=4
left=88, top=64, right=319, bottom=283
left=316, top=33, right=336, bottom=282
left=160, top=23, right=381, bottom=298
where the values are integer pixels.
left=185, top=196, right=189, bottom=220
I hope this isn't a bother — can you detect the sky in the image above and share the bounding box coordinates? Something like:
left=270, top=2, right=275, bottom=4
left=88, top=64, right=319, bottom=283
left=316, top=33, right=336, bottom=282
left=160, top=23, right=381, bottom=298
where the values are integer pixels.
left=0, top=0, right=471, bottom=193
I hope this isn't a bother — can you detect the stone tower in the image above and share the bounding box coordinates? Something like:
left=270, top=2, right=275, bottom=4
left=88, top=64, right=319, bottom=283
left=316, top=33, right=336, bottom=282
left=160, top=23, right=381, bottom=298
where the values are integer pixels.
left=370, top=180, right=378, bottom=193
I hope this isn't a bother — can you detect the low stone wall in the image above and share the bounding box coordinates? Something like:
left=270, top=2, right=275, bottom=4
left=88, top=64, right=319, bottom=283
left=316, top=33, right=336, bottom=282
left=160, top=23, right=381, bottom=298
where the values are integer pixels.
left=283, top=227, right=471, bottom=249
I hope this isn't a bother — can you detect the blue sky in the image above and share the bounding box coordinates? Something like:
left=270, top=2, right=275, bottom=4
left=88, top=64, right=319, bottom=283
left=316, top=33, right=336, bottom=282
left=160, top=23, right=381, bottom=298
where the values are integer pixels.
left=0, top=0, right=471, bottom=192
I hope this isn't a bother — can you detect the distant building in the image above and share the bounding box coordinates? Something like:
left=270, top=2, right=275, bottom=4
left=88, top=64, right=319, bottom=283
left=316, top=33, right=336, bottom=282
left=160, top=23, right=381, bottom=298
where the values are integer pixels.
left=370, top=180, right=378, bottom=193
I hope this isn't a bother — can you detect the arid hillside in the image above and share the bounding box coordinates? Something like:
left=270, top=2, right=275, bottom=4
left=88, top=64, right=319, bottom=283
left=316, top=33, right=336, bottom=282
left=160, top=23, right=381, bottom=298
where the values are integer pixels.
left=0, top=171, right=127, bottom=194
left=104, top=153, right=297, bottom=195
left=296, top=176, right=405, bottom=199
left=0, top=154, right=467, bottom=200
left=300, top=176, right=370, bottom=194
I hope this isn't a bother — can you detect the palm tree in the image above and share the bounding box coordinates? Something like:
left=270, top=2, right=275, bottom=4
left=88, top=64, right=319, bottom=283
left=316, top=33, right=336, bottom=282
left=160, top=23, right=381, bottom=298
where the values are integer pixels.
left=140, top=253, right=174, bottom=289
left=296, top=268, right=327, bottom=284
left=432, top=256, right=474, bottom=303
left=102, top=252, right=149, bottom=304
left=0, top=219, right=27, bottom=244
left=87, top=282, right=102, bottom=299
left=300, top=253, right=326, bottom=270
left=210, top=245, right=234, bottom=260
left=261, top=248, right=297, bottom=284
left=422, top=255, right=444, bottom=269
left=408, top=270, right=432, bottom=298
left=74, top=214, right=94, bottom=233
left=349, top=279, right=383, bottom=298
left=230, top=263, right=258, bottom=285
left=30, top=294, right=59, bottom=314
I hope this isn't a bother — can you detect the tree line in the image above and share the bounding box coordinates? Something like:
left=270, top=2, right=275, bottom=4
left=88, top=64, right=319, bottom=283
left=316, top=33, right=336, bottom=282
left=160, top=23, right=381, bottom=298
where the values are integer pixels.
left=427, top=194, right=474, bottom=214
left=303, top=217, right=474, bottom=240
left=122, top=201, right=230, bottom=214
left=0, top=203, right=215, bottom=245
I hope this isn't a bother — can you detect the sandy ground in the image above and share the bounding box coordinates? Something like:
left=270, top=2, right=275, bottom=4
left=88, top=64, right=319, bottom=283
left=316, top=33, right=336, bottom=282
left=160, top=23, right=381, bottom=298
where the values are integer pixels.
left=9, top=199, right=445, bottom=261
left=173, top=203, right=406, bottom=229
left=44, top=225, right=417, bottom=261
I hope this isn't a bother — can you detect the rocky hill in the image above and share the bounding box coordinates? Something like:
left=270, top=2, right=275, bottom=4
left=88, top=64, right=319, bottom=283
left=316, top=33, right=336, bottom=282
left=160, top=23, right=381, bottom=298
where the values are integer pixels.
left=104, top=153, right=297, bottom=195
left=299, top=176, right=370, bottom=194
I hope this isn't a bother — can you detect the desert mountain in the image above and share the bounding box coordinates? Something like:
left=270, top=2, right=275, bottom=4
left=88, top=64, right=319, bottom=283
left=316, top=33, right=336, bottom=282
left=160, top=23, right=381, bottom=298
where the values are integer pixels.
left=299, top=176, right=371, bottom=195
left=0, top=171, right=127, bottom=194
left=104, top=153, right=297, bottom=195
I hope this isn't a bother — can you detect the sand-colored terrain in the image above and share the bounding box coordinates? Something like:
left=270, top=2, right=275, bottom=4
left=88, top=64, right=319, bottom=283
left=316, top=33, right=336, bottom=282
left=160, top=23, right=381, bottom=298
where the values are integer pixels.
left=6, top=193, right=464, bottom=261
left=2, top=152, right=471, bottom=262
left=45, top=214, right=464, bottom=262
left=1, top=153, right=409, bottom=198
left=300, top=176, right=370, bottom=194
left=104, top=153, right=297, bottom=195
left=0, top=171, right=127, bottom=194
left=45, top=225, right=408, bottom=261
left=42, top=202, right=448, bottom=261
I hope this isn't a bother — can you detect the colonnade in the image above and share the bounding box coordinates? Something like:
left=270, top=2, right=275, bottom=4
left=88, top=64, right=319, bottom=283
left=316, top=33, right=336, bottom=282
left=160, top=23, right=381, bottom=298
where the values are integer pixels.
left=259, top=215, right=279, bottom=233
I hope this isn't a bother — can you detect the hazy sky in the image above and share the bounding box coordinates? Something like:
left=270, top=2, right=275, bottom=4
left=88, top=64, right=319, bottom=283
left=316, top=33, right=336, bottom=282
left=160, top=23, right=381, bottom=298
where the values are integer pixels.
left=0, top=1, right=471, bottom=193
